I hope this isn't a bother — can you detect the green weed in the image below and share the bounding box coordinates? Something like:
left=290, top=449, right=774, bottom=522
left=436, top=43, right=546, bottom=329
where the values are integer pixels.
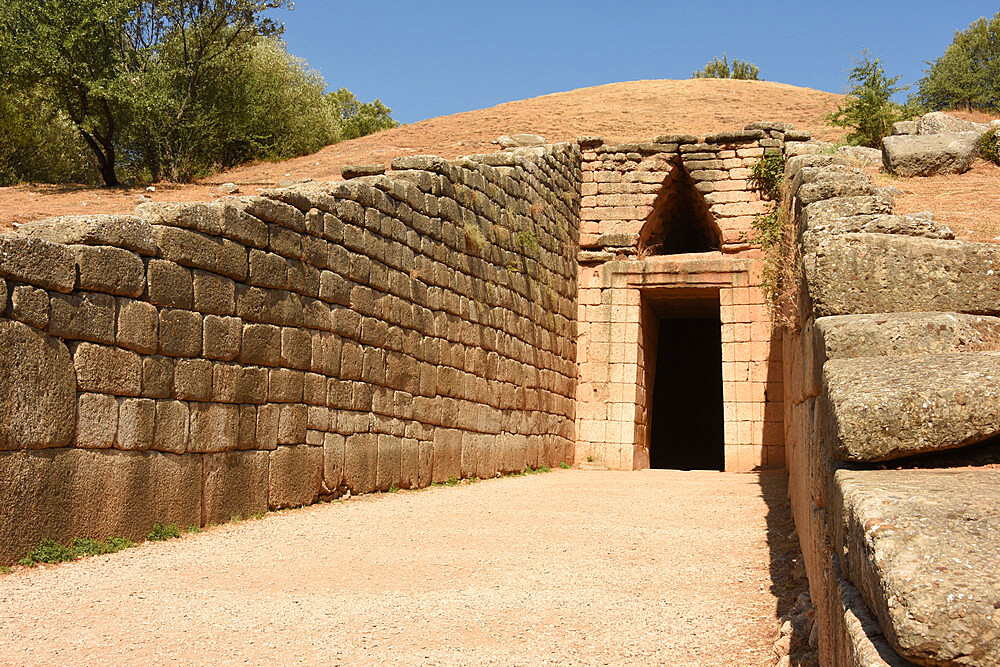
left=146, top=522, right=181, bottom=542
left=559, top=462, right=571, bottom=469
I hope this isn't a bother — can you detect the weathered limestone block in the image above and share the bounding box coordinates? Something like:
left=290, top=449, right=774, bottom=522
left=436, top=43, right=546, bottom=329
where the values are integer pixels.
left=10, top=285, right=49, bottom=328
left=432, top=428, right=462, bottom=483
left=147, top=259, right=193, bottom=309
left=794, top=165, right=878, bottom=205
left=835, top=574, right=912, bottom=667
left=375, top=433, right=401, bottom=491
left=255, top=404, right=280, bottom=450
left=269, top=368, right=304, bottom=402
left=239, top=323, right=281, bottom=366
left=158, top=308, right=203, bottom=357
left=805, top=233, right=1000, bottom=317
left=153, top=400, right=188, bottom=453
left=188, top=402, right=239, bottom=452
left=174, top=358, right=213, bottom=401
left=116, top=397, right=155, bottom=450
left=916, top=110, right=989, bottom=135
left=277, top=403, right=307, bottom=444
left=243, top=195, right=306, bottom=232
left=137, top=201, right=267, bottom=249
left=74, top=342, right=142, bottom=396
left=73, top=245, right=145, bottom=297
left=249, top=249, right=288, bottom=289
left=344, top=432, right=377, bottom=494
left=802, top=214, right=953, bottom=245
left=821, top=352, right=1000, bottom=461
left=76, top=392, right=118, bottom=449
left=142, top=356, right=174, bottom=398
left=834, top=468, right=1000, bottom=665
left=153, top=225, right=248, bottom=281
left=815, top=313, right=1000, bottom=361
left=0, top=236, right=76, bottom=293
left=280, top=326, right=312, bottom=370
left=237, top=405, right=257, bottom=450
left=192, top=269, right=236, bottom=315
left=0, top=448, right=201, bottom=565
left=235, top=285, right=302, bottom=326
left=268, top=445, right=322, bottom=509
left=797, top=193, right=894, bottom=230
left=0, top=321, right=75, bottom=450
left=212, top=364, right=267, bottom=404
left=202, top=314, right=242, bottom=361
left=16, top=214, right=156, bottom=255
left=882, top=132, right=981, bottom=177
left=203, top=450, right=268, bottom=523
left=116, top=298, right=158, bottom=354
left=48, top=291, right=115, bottom=343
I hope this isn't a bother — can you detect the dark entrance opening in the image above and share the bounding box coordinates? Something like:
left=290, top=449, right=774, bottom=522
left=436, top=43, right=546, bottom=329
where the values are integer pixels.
left=647, top=293, right=724, bottom=470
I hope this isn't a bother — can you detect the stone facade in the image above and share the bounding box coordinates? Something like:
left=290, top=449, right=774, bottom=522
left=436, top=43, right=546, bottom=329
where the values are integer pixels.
left=0, top=144, right=581, bottom=563
left=575, top=126, right=791, bottom=471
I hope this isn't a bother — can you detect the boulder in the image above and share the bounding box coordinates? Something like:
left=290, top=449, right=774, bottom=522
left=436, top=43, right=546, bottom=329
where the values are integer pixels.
left=821, top=352, right=1000, bottom=461
left=835, top=145, right=882, bottom=167
left=890, top=120, right=917, bottom=136
left=833, top=468, right=1000, bottom=665
left=804, top=233, right=1000, bottom=317
left=916, top=110, right=988, bottom=135
left=881, top=132, right=981, bottom=177
left=496, top=134, right=545, bottom=148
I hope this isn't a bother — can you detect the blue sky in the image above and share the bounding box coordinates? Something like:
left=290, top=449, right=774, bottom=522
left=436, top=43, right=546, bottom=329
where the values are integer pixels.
left=275, top=1, right=998, bottom=124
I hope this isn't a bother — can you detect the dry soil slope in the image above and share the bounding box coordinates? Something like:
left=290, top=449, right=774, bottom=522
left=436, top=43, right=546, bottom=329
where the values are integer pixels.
left=0, top=78, right=844, bottom=229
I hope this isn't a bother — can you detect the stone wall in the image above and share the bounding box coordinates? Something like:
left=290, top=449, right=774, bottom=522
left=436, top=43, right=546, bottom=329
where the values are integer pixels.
left=783, top=154, right=1000, bottom=665
left=0, top=144, right=581, bottom=564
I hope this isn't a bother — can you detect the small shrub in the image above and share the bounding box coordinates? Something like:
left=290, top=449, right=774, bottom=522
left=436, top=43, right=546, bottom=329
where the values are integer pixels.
left=445, top=476, right=459, bottom=487
left=693, top=53, right=761, bottom=80
left=0, top=566, right=11, bottom=575
left=516, top=231, right=540, bottom=254
left=558, top=462, right=571, bottom=469
left=826, top=49, right=914, bottom=147
left=749, top=152, right=786, bottom=201
left=146, top=522, right=181, bottom=542
left=186, top=525, right=202, bottom=534
left=104, top=536, right=135, bottom=553
left=70, top=537, right=108, bottom=557
left=586, top=456, right=594, bottom=463
left=980, top=131, right=1000, bottom=165
left=387, top=485, right=400, bottom=493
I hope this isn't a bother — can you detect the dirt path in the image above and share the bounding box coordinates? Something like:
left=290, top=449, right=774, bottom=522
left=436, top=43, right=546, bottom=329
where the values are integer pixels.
left=0, top=470, right=801, bottom=666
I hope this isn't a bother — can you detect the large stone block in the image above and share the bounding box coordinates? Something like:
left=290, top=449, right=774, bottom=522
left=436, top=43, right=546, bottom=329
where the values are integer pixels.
left=235, top=285, right=303, bottom=326
left=174, top=358, right=213, bottom=401
left=815, top=312, right=1000, bottom=361
left=10, top=285, right=49, bottom=329
left=833, top=468, right=1000, bottom=665
left=16, top=214, right=156, bottom=255
left=76, top=392, right=118, bottom=449
left=805, top=233, right=1000, bottom=317
left=142, top=355, right=174, bottom=398
left=0, top=236, right=76, bottom=293
left=432, top=428, right=462, bottom=483
left=153, top=400, right=188, bottom=453
left=48, top=291, right=116, bottom=344
left=158, top=308, right=203, bottom=357
left=0, top=448, right=201, bottom=565
left=323, top=432, right=345, bottom=490
left=73, top=245, right=145, bottom=297
left=822, top=352, right=1000, bottom=462
left=239, top=323, right=281, bottom=366
left=73, top=342, right=142, bottom=396
left=203, top=450, right=268, bottom=523
left=268, top=445, right=322, bottom=509
left=116, top=397, right=155, bottom=450
left=147, top=259, right=193, bottom=309
left=192, top=269, right=236, bottom=315
left=116, top=298, right=159, bottom=354
left=188, top=402, right=239, bottom=452
left=277, top=403, right=307, bottom=444
left=202, top=314, right=242, bottom=361
left=882, top=132, right=981, bottom=177
left=153, top=225, right=248, bottom=281
left=375, top=434, right=401, bottom=491
left=344, top=432, right=377, bottom=494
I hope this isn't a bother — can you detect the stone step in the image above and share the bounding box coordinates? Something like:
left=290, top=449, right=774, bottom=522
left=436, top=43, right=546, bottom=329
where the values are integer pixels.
left=821, top=352, right=1000, bottom=462
left=832, top=468, right=1000, bottom=666
left=804, top=233, right=1000, bottom=318
left=577, top=461, right=610, bottom=470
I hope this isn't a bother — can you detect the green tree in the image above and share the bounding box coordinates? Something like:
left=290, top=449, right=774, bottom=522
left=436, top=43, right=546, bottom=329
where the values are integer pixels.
left=326, top=88, right=400, bottom=140
left=826, top=49, right=913, bottom=147
left=0, top=0, right=289, bottom=186
left=0, top=89, right=94, bottom=186
left=916, top=11, right=1000, bottom=112
left=692, top=53, right=761, bottom=80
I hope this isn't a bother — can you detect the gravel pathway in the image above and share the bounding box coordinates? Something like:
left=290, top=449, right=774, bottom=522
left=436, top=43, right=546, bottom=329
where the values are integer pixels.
left=0, top=469, right=795, bottom=666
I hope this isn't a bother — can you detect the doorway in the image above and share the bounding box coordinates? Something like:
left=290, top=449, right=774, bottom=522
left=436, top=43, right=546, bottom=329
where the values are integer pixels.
left=646, top=292, right=724, bottom=470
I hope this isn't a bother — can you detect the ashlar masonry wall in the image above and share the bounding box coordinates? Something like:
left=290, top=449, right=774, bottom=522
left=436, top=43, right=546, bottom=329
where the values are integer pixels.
left=0, top=144, right=581, bottom=564
left=574, top=125, right=804, bottom=471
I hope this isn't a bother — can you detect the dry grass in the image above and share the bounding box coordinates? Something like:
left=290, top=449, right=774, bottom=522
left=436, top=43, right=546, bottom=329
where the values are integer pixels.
left=872, top=160, right=1000, bottom=243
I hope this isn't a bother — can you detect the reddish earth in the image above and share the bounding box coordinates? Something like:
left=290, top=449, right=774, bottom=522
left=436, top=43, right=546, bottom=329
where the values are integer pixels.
left=0, top=78, right=845, bottom=232
left=0, top=470, right=808, bottom=666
